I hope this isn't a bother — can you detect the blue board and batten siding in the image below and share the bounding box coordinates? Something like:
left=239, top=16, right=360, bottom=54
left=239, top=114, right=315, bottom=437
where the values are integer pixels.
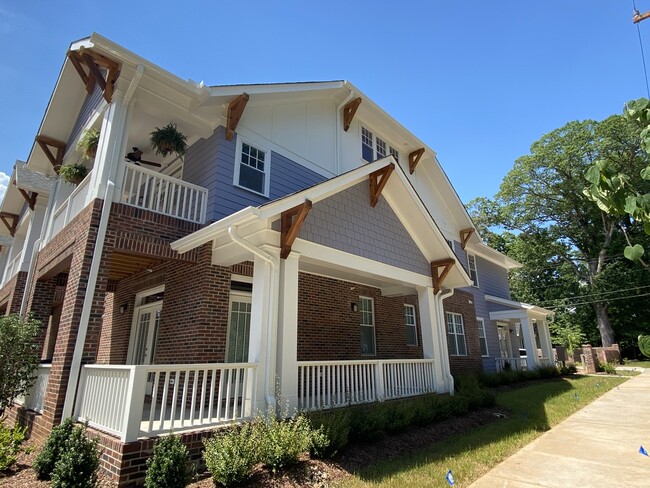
left=66, top=84, right=104, bottom=149
left=183, top=126, right=326, bottom=223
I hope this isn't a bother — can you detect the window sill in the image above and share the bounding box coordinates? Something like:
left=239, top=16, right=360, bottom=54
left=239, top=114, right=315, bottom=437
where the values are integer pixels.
left=234, top=183, right=269, bottom=199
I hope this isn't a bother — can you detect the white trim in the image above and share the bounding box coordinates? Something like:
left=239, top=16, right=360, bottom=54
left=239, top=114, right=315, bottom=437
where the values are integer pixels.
left=445, top=311, right=467, bottom=356
left=477, top=317, right=489, bottom=357
left=359, top=296, right=376, bottom=356
left=226, top=292, right=252, bottom=363
left=126, top=285, right=165, bottom=365
left=404, top=304, right=418, bottom=346
left=231, top=273, right=254, bottom=284
left=484, top=294, right=553, bottom=316
left=467, top=253, right=479, bottom=287
left=233, top=135, right=271, bottom=197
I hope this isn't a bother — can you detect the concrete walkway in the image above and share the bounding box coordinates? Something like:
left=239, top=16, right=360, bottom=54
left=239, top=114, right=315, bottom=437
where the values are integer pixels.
left=470, top=370, right=650, bottom=487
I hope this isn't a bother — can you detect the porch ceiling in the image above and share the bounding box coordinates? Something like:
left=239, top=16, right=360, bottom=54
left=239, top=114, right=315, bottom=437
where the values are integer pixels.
left=108, top=251, right=161, bottom=281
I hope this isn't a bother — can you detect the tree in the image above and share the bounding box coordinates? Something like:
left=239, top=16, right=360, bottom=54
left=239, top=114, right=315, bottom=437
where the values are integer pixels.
left=0, top=314, right=41, bottom=417
left=481, top=115, right=649, bottom=347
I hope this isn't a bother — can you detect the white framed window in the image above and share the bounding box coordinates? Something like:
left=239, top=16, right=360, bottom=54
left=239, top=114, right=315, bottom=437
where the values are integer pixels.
left=234, top=137, right=270, bottom=196
left=360, top=296, right=376, bottom=355
left=467, top=253, right=479, bottom=287
left=404, top=304, right=417, bottom=346
left=477, top=317, right=489, bottom=357
left=361, top=126, right=399, bottom=163
left=446, top=312, right=467, bottom=356
left=226, top=292, right=252, bottom=363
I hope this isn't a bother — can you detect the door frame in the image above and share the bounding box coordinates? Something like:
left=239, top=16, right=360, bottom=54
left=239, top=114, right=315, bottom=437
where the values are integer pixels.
left=225, top=290, right=253, bottom=363
left=126, top=285, right=164, bottom=365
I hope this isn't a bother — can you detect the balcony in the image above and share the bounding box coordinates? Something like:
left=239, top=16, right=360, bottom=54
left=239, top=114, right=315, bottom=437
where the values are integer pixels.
left=2, top=250, right=24, bottom=286
left=14, top=364, right=51, bottom=413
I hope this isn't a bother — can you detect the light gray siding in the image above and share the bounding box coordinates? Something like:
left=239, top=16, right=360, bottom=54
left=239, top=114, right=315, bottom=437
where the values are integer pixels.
left=296, top=182, right=431, bottom=275
left=183, top=126, right=325, bottom=223
left=67, top=83, right=104, bottom=149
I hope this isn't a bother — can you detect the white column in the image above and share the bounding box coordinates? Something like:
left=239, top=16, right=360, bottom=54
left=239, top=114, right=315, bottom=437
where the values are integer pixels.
left=520, top=317, right=537, bottom=370
left=277, top=251, right=300, bottom=414
left=19, top=202, right=47, bottom=273
left=538, top=318, right=554, bottom=365
left=417, top=286, right=452, bottom=393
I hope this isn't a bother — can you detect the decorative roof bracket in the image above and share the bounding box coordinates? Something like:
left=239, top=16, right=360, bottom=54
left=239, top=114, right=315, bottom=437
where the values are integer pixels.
left=226, top=93, right=250, bottom=141
left=67, top=48, right=120, bottom=102
left=431, top=258, right=455, bottom=295
left=342, top=97, right=362, bottom=132
left=409, top=148, right=425, bottom=174
left=369, top=163, right=395, bottom=207
left=35, top=135, right=66, bottom=172
left=280, top=200, right=312, bottom=259
left=0, top=212, right=19, bottom=237
left=17, top=188, right=38, bottom=210
left=460, top=228, right=475, bottom=249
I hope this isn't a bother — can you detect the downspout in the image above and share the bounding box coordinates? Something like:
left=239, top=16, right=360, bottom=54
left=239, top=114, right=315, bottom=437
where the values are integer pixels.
left=335, top=83, right=356, bottom=175
left=437, top=288, right=455, bottom=394
left=227, top=225, right=279, bottom=412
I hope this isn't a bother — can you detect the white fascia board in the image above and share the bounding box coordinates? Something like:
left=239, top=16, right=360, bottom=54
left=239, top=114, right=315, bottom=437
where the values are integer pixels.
left=209, top=81, right=345, bottom=98
left=470, top=242, right=522, bottom=270
left=489, top=310, right=528, bottom=321
left=485, top=294, right=553, bottom=316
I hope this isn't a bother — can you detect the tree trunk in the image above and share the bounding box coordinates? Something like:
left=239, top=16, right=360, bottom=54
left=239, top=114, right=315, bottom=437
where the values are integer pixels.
left=594, top=302, right=615, bottom=346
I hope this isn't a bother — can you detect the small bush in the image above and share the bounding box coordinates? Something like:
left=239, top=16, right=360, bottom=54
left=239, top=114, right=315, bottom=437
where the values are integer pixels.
left=203, top=423, right=260, bottom=486
left=33, top=417, right=75, bottom=480
left=308, top=409, right=351, bottom=458
left=456, top=375, right=496, bottom=409
left=599, top=362, right=618, bottom=375
left=50, top=424, right=100, bottom=488
left=384, top=400, right=415, bottom=433
left=349, top=404, right=386, bottom=443
left=259, top=414, right=312, bottom=471
left=0, top=422, right=27, bottom=471
left=537, top=366, right=561, bottom=379
left=145, top=434, right=191, bottom=488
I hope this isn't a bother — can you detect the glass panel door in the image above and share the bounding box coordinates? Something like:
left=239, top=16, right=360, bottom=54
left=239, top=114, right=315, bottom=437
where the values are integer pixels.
left=129, top=303, right=162, bottom=365
left=227, top=294, right=252, bottom=363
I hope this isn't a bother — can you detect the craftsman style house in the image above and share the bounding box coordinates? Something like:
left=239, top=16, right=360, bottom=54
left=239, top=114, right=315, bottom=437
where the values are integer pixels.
left=1, top=34, right=553, bottom=485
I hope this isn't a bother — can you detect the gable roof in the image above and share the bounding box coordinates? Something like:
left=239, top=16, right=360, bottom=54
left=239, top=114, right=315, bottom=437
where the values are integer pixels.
left=172, top=156, right=473, bottom=290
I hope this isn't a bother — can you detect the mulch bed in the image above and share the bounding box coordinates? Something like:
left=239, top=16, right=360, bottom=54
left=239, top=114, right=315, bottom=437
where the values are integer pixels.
left=1, top=406, right=508, bottom=487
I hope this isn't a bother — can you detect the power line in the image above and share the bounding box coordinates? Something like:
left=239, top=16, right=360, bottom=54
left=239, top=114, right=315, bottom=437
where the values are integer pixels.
left=545, top=291, right=650, bottom=310
left=633, top=0, right=650, bottom=97
left=536, top=283, right=650, bottom=305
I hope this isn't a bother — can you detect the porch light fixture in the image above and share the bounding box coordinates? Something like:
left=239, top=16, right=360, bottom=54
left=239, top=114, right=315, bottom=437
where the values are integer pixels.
left=120, top=303, right=128, bottom=315
left=351, top=302, right=358, bottom=312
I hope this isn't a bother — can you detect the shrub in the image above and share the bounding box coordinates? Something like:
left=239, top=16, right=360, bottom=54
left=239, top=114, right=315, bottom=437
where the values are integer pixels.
left=33, top=417, right=76, bottom=480
left=203, top=423, right=260, bottom=486
left=599, top=362, right=618, bottom=375
left=259, top=414, right=312, bottom=471
left=384, top=400, right=415, bottom=433
left=537, top=366, right=561, bottom=379
left=308, top=409, right=351, bottom=458
left=456, top=375, right=496, bottom=409
left=0, top=422, right=27, bottom=471
left=50, top=424, right=100, bottom=488
left=639, top=335, right=650, bottom=358
left=349, top=404, right=386, bottom=443
left=145, top=434, right=191, bottom=488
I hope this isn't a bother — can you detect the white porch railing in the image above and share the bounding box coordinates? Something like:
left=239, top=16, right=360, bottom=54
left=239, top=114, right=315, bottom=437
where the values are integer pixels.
left=47, top=171, right=93, bottom=243
left=297, top=359, right=435, bottom=411
left=75, top=363, right=257, bottom=442
left=121, top=163, right=208, bottom=224
left=14, top=364, right=51, bottom=413
left=2, top=250, right=23, bottom=286
left=495, top=357, right=528, bottom=372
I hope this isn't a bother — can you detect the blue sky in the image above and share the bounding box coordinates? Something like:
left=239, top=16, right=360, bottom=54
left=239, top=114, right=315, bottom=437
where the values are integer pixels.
left=0, top=1, right=647, bottom=203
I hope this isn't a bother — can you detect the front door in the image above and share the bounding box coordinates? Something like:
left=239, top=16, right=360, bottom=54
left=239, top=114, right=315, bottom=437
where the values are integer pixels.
left=129, top=302, right=162, bottom=365
left=226, top=293, right=252, bottom=363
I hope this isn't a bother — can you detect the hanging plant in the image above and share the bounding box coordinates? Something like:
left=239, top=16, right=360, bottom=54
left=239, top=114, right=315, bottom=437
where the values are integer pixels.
left=58, top=163, right=88, bottom=185
left=149, top=122, right=188, bottom=159
left=76, top=128, right=100, bottom=159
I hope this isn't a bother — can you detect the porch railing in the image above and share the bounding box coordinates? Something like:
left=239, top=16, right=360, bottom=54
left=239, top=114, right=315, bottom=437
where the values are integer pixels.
left=14, top=364, right=51, bottom=413
left=47, top=170, right=93, bottom=243
left=121, top=163, right=208, bottom=224
left=297, top=359, right=435, bottom=411
left=75, top=363, right=257, bottom=442
left=495, top=357, right=528, bottom=372
left=2, top=250, right=23, bottom=286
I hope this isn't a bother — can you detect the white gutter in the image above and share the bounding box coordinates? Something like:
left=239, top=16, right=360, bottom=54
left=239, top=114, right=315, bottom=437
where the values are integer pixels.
left=334, top=83, right=355, bottom=175
left=437, top=288, right=455, bottom=394
left=227, top=225, right=279, bottom=412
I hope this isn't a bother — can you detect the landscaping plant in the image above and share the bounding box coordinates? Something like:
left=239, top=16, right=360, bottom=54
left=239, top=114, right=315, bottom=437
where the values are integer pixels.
left=33, top=417, right=76, bottom=480
left=308, top=409, right=351, bottom=459
left=259, top=413, right=312, bottom=472
left=50, top=423, right=100, bottom=488
left=145, top=434, right=192, bottom=488
left=639, top=334, right=650, bottom=358
left=203, top=422, right=261, bottom=486
left=0, top=422, right=27, bottom=471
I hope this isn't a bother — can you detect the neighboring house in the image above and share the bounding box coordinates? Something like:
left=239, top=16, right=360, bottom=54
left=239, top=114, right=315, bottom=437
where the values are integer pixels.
left=0, top=33, right=553, bottom=485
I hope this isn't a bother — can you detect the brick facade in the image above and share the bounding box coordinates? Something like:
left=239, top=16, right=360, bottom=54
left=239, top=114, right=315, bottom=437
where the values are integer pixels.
left=443, top=289, right=483, bottom=376
left=0, top=270, right=27, bottom=314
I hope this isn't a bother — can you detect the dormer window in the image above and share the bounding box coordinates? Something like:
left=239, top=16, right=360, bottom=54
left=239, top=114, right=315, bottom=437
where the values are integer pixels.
left=234, top=138, right=270, bottom=197
left=467, top=253, right=479, bottom=287
left=361, top=126, right=399, bottom=163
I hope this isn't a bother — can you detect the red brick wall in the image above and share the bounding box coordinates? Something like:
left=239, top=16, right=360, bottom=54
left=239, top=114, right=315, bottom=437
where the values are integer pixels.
left=443, top=290, right=483, bottom=376
left=0, top=270, right=27, bottom=314
left=297, top=273, right=423, bottom=361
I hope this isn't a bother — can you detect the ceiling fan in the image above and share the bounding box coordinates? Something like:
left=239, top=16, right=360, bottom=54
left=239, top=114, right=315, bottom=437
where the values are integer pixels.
left=125, top=147, right=161, bottom=168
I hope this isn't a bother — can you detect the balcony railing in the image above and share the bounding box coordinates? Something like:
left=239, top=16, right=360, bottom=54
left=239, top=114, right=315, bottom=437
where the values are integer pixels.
left=297, top=359, right=435, bottom=411
left=14, top=364, right=51, bottom=413
left=47, top=170, right=93, bottom=243
left=75, top=363, right=257, bottom=442
left=2, top=250, right=23, bottom=286
left=495, top=357, right=528, bottom=372
left=121, top=163, right=208, bottom=224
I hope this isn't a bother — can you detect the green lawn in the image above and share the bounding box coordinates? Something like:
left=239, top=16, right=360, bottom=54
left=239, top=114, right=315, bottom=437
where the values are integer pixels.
left=622, top=359, right=650, bottom=368
left=342, top=375, right=626, bottom=488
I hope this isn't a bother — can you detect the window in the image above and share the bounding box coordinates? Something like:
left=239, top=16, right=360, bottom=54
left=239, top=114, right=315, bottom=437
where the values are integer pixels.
left=446, top=239, right=454, bottom=251
left=234, top=139, right=270, bottom=196
left=446, top=312, right=467, bottom=356
left=360, top=296, right=376, bottom=355
left=477, top=317, right=489, bottom=356
left=404, top=304, right=417, bottom=346
left=467, top=253, right=479, bottom=287
left=361, top=126, right=399, bottom=163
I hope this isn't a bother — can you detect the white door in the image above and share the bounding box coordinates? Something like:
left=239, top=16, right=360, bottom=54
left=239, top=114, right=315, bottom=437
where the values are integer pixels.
left=129, top=302, right=162, bottom=365
left=226, top=293, right=252, bottom=363
left=497, top=324, right=511, bottom=358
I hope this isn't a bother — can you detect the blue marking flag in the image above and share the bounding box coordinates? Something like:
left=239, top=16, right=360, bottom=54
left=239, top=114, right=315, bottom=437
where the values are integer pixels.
left=640, top=445, right=649, bottom=457
left=446, top=469, right=455, bottom=486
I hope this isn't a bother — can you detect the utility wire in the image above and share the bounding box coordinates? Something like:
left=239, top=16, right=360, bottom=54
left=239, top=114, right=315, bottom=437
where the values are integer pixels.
left=536, top=283, right=650, bottom=306
left=545, top=291, right=650, bottom=309
left=634, top=0, right=650, bottom=97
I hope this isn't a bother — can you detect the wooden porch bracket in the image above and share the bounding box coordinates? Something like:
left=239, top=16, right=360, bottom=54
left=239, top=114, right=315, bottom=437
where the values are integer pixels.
left=17, top=188, right=38, bottom=211
left=225, top=93, right=250, bottom=141
left=67, top=48, right=120, bottom=102
left=460, top=228, right=475, bottom=249
left=408, top=148, right=425, bottom=174
left=35, top=135, right=66, bottom=172
left=0, top=213, right=19, bottom=237
left=342, top=97, right=362, bottom=132
left=431, top=258, right=455, bottom=295
left=369, top=163, right=395, bottom=207
left=280, top=200, right=312, bottom=259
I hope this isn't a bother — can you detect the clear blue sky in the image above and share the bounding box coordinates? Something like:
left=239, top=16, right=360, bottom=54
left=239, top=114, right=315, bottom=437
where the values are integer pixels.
left=0, top=1, right=648, bottom=203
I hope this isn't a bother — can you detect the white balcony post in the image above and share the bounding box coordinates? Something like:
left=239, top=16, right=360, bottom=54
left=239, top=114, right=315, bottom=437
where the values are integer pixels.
left=538, top=318, right=554, bottom=365
left=277, top=251, right=300, bottom=414
left=122, top=366, right=148, bottom=442
left=520, top=316, right=537, bottom=370
left=375, top=361, right=385, bottom=400
left=418, top=286, right=450, bottom=393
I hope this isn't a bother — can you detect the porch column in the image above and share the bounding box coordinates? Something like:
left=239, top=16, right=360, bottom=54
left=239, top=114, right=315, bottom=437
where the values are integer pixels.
left=520, top=316, right=537, bottom=370
left=417, top=286, right=452, bottom=393
left=538, top=318, right=554, bottom=365
left=277, top=251, right=300, bottom=414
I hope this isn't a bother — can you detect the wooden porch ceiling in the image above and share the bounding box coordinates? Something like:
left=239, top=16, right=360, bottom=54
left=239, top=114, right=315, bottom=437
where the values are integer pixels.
left=108, top=252, right=161, bottom=281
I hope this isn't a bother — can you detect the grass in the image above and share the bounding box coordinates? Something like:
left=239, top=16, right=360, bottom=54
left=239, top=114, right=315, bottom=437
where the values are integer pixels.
left=342, top=375, right=626, bottom=488
left=622, top=359, right=650, bottom=368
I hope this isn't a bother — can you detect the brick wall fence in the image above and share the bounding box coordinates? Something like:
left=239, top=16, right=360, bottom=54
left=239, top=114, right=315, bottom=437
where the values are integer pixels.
left=577, top=344, right=621, bottom=373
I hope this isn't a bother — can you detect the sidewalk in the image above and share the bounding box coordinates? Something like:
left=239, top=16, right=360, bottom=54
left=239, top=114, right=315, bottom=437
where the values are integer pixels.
left=469, top=370, right=650, bottom=487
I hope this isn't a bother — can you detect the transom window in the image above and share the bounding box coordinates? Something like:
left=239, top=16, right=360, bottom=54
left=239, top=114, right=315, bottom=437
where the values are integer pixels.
left=467, top=253, right=479, bottom=287
left=360, top=296, right=376, bottom=355
left=477, top=317, right=489, bottom=357
left=361, top=126, right=399, bottom=163
left=404, top=304, right=417, bottom=346
left=446, top=312, right=467, bottom=356
left=234, top=138, right=270, bottom=196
